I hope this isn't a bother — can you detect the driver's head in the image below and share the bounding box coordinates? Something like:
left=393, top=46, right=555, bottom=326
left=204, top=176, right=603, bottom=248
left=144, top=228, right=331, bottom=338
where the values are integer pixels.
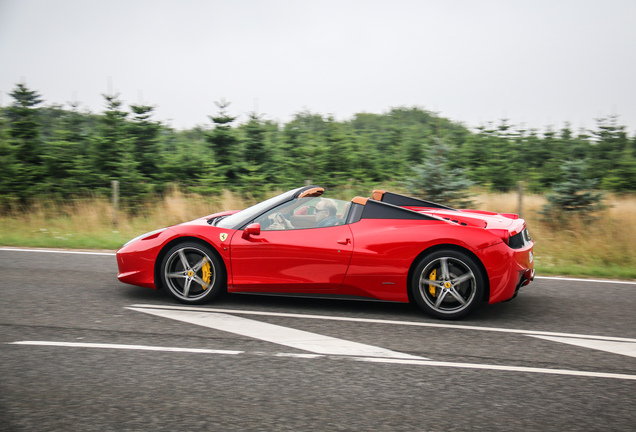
left=316, top=199, right=336, bottom=223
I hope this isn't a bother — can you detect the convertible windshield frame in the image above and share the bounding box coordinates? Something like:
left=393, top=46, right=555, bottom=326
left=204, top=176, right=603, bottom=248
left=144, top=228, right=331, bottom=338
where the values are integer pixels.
left=215, top=186, right=316, bottom=230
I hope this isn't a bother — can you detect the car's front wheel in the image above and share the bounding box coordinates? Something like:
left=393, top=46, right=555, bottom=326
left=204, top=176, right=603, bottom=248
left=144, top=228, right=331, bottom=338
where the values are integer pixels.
left=412, top=250, right=484, bottom=319
left=159, top=242, right=225, bottom=304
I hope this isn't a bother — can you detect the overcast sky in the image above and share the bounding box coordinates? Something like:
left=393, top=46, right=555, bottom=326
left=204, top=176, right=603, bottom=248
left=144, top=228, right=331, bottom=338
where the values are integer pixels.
left=1, top=0, right=635, bottom=132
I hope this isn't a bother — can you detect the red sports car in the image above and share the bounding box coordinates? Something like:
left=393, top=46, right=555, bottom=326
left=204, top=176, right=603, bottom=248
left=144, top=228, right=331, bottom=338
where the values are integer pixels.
left=117, top=186, right=534, bottom=319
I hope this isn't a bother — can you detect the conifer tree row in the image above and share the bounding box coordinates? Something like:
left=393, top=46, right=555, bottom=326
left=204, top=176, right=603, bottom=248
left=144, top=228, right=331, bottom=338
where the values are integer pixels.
left=1, top=83, right=635, bottom=210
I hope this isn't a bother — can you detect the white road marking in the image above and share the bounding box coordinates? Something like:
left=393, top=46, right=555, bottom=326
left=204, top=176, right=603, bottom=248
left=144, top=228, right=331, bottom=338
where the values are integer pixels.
left=0, top=247, right=115, bottom=256
left=127, top=306, right=426, bottom=360
left=353, top=357, right=636, bottom=381
left=275, top=353, right=324, bottom=359
left=130, top=304, right=636, bottom=344
left=534, top=275, right=636, bottom=285
left=9, top=340, right=636, bottom=381
left=529, top=335, right=636, bottom=358
left=9, top=340, right=242, bottom=355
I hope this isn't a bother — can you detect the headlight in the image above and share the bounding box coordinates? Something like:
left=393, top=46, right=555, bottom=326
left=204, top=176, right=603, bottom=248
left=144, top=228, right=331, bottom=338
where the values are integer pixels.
left=122, top=228, right=168, bottom=248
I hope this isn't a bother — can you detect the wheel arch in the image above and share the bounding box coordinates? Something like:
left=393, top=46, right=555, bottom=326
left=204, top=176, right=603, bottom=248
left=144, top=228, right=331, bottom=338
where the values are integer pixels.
left=153, top=236, right=227, bottom=290
left=406, top=244, right=490, bottom=304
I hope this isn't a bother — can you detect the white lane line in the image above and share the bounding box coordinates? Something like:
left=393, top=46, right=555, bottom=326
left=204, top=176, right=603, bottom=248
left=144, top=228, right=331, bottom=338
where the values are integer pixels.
left=529, top=335, right=636, bottom=358
left=353, top=357, right=636, bottom=381
left=275, top=353, right=324, bottom=359
left=9, top=340, right=242, bottom=355
left=9, top=340, right=636, bottom=381
left=127, top=307, right=427, bottom=360
left=130, top=304, right=636, bottom=344
left=535, top=276, right=636, bottom=285
left=0, top=247, right=115, bottom=256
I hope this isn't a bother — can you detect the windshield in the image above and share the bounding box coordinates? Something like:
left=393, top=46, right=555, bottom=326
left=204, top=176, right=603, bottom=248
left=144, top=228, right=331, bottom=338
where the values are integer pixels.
left=254, top=196, right=351, bottom=230
left=215, top=187, right=306, bottom=230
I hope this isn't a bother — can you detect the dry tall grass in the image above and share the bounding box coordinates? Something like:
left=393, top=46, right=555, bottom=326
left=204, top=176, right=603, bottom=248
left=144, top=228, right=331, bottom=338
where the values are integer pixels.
left=0, top=189, right=251, bottom=250
left=476, top=192, right=636, bottom=277
left=132, top=188, right=248, bottom=230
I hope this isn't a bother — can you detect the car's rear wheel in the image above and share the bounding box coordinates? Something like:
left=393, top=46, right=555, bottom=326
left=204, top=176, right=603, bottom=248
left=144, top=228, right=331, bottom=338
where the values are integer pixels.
left=160, top=242, right=225, bottom=304
left=412, top=250, right=484, bottom=319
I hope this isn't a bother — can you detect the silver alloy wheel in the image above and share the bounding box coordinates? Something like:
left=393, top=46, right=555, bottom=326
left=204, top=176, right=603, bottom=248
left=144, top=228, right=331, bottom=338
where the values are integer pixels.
left=163, top=246, right=216, bottom=302
left=417, top=256, right=477, bottom=316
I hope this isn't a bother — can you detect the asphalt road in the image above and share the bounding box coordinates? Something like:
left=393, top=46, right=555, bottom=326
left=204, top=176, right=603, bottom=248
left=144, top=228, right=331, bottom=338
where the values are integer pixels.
left=1, top=248, right=635, bottom=432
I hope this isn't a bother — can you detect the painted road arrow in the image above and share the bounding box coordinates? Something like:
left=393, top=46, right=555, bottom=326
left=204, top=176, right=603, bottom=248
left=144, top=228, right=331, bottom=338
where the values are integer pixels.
left=127, top=306, right=427, bottom=360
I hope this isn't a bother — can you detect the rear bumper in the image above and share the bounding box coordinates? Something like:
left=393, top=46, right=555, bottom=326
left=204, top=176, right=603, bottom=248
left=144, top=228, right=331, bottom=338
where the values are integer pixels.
left=509, top=267, right=535, bottom=300
left=480, top=241, right=535, bottom=304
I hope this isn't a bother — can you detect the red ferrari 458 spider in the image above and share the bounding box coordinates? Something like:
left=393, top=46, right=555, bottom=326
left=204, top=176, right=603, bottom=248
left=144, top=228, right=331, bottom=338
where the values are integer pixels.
left=117, top=186, right=534, bottom=319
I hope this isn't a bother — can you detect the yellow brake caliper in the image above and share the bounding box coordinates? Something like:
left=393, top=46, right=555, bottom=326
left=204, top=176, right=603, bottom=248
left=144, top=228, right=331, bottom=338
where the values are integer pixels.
left=201, top=260, right=211, bottom=290
left=428, top=268, right=437, bottom=297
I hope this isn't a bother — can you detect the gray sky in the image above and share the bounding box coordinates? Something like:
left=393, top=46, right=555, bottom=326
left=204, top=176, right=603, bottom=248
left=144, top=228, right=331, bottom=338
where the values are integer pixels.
left=1, top=0, right=635, bottom=132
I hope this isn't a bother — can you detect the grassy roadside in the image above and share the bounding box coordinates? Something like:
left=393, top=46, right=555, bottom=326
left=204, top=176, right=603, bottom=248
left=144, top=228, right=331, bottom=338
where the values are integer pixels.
left=473, top=192, right=636, bottom=280
left=0, top=189, right=241, bottom=250
left=1, top=189, right=635, bottom=281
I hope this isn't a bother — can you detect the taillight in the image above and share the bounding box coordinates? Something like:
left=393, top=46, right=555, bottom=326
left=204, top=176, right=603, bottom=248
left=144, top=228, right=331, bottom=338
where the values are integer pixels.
left=488, top=229, right=510, bottom=245
left=508, top=229, right=530, bottom=249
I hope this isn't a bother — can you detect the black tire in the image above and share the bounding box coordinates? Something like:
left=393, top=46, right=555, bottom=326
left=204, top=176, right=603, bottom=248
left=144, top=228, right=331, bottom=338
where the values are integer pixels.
left=411, top=249, right=484, bottom=320
left=159, top=242, right=225, bottom=304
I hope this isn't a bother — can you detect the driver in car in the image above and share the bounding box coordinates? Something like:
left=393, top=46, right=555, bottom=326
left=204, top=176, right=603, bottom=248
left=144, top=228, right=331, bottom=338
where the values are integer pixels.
left=316, top=199, right=338, bottom=227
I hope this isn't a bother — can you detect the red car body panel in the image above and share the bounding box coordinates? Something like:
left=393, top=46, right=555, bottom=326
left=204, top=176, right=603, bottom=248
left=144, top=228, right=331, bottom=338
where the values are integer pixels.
left=229, top=224, right=354, bottom=291
left=116, top=187, right=534, bottom=311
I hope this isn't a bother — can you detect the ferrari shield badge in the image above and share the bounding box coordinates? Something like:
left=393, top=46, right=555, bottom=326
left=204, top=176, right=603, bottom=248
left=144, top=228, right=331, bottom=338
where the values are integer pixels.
left=220, top=233, right=228, bottom=242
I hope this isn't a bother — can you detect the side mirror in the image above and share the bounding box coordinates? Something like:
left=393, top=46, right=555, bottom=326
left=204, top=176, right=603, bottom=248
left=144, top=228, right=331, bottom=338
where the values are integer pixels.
left=242, top=223, right=261, bottom=239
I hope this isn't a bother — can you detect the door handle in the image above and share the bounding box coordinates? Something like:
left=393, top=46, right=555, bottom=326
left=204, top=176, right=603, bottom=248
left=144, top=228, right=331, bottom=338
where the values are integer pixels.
left=337, top=238, right=351, bottom=245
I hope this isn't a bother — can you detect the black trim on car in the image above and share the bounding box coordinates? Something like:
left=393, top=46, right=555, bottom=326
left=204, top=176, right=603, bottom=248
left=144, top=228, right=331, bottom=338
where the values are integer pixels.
left=346, top=203, right=365, bottom=224
left=362, top=200, right=438, bottom=221
left=378, top=191, right=456, bottom=210
left=508, top=229, right=531, bottom=249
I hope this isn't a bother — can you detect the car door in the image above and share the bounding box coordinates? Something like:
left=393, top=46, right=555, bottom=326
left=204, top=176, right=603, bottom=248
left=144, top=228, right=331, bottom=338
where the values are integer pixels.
left=229, top=224, right=354, bottom=291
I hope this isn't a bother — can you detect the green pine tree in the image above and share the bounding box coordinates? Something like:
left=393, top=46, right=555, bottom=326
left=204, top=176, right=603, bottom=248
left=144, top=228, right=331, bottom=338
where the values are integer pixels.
left=541, top=160, right=605, bottom=222
left=0, top=112, right=18, bottom=208
left=405, top=138, right=474, bottom=207
left=315, top=118, right=351, bottom=188
left=193, top=157, right=224, bottom=196
left=128, top=104, right=163, bottom=186
left=600, top=146, right=636, bottom=192
left=6, top=83, right=44, bottom=201
left=236, top=163, right=268, bottom=199
left=41, top=102, right=89, bottom=197
left=588, top=115, right=628, bottom=182
left=206, top=99, right=238, bottom=183
left=92, top=93, right=146, bottom=206
left=242, top=112, right=268, bottom=165
left=277, top=114, right=322, bottom=187
left=236, top=112, right=270, bottom=189
left=92, top=94, right=131, bottom=181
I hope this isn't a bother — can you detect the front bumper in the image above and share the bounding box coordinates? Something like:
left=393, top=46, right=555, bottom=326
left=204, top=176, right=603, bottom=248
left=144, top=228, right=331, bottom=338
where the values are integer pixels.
left=116, top=229, right=177, bottom=289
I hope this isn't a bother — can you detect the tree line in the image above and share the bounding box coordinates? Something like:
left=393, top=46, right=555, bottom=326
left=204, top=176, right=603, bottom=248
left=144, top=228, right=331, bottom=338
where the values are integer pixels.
left=1, top=83, right=635, bottom=210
